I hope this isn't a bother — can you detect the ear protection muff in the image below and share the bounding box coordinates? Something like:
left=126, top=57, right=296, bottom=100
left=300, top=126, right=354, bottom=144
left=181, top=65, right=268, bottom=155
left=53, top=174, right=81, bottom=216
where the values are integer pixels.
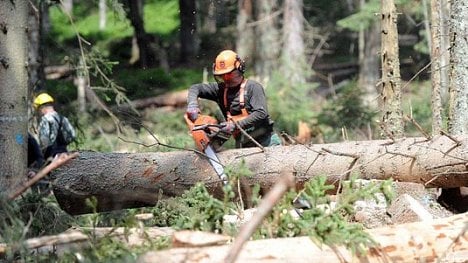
left=235, top=55, right=246, bottom=73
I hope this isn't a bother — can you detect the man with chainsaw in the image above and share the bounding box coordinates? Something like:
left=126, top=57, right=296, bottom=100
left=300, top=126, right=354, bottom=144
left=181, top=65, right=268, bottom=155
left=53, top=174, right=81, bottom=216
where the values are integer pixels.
left=186, top=50, right=281, bottom=148
left=33, top=92, right=76, bottom=160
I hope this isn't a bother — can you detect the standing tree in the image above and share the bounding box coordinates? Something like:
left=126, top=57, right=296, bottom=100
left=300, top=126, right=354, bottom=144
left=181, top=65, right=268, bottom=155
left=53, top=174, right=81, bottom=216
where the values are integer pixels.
left=178, top=0, right=198, bottom=63
left=337, top=0, right=380, bottom=110
left=447, top=1, right=468, bottom=135
left=125, top=0, right=152, bottom=68
left=443, top=0, right=468, bottom=212
left=0, top=0, right=29, bottom=195
left=379, top=0, right=403, bottom=138
left=197, top=0, right=216, bottom=34
left=236, top=0, right=255, bottom=60
left=281, top=0, right=307, bottom=85
left=27, top=1, right=45, bottom=93
left=254, top=0, right=280, bottom=80
left=99, top=0, right=107, bottom=31
left=358, top=21, right=380, bottom=110
left=429, top=0, right=443, bottom=135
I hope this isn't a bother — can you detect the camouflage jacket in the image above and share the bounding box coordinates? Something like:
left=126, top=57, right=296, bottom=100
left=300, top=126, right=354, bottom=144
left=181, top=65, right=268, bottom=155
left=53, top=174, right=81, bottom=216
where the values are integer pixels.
left=38, top=111, right=76, bottom=151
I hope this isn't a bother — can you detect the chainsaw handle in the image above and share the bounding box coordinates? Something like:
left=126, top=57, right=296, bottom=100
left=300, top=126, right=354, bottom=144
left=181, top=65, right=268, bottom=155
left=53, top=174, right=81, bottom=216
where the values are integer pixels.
left=192, top=123, right=225, bottom=131
left=184, top=113, right=195, bottom=130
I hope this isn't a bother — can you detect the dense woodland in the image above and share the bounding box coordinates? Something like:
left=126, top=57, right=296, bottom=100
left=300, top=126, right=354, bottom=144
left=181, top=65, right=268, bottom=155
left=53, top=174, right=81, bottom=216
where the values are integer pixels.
left=0, top=0, right=467, bottom=262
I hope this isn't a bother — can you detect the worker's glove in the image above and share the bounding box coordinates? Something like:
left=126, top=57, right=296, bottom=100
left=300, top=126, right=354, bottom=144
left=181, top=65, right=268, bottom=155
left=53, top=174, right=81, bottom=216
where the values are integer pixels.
left=220, top=122, right=235, bottom=134
left=186, top=106, right=199, bottom=121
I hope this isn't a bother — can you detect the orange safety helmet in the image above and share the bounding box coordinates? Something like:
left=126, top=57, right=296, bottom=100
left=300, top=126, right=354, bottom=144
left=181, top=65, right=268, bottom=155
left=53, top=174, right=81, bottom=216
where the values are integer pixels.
left=213, top=50, right=245, bottom=75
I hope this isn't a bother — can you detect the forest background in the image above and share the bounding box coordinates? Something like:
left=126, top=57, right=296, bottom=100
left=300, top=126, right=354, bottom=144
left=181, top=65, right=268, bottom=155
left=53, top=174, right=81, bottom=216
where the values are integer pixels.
left=1, top=0, right=464, bottom=261
left=28, top=0, right=437, bottom=154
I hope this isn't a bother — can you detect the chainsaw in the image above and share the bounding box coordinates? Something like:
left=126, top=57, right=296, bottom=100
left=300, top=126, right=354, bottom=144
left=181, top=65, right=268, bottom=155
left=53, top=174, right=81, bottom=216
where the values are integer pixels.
left=184, top=113, right=231, bottom=184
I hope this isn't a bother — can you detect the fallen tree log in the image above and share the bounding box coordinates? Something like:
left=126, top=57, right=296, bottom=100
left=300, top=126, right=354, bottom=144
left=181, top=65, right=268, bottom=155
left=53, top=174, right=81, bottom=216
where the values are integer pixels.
left=53, top=135, right=468, bottom=215
left=0, top=226, right=174, bottom=256
left=138, top=212, right=468, bottom=263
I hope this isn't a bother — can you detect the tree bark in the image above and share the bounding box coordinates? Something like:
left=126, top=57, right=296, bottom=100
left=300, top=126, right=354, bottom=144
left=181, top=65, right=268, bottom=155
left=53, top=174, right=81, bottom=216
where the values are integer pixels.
left=380, top=0, right=404, bottom=139
left=358, top=22, right=380, bottom=110
left=125, top=0, right=152, bottom=68
left=430, top=0, right=443, bottom=135
left=27, top=2, right=45, bottom=93
left=448, top=1, right=468, bottom=135
left=281, top=0, right=307, bottom=85
left=197, top=0, right=216, bottom=34
left=254, top=0, right=280, bottom=80
left=236, top=0, right=254, bottom=59
left=0, top=0, right=29, bottom=195
left=439, top=0, right=450, bottom=103
left=137, top=212, right=468, bottom=263
left=62, top=0, right=73, bottom=14
left=99, top=0, right=107, bottom=31
left=178, top=0, right=198, bottom=63
left=53, top=135, right=468, bottom=215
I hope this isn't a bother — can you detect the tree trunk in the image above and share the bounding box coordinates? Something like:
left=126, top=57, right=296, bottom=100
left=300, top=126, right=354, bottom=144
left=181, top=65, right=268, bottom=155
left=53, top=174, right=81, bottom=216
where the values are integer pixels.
left=27, top=2, right=45, bottom=93
left=380, top=0, right=404, bottom=139
left=0, top=0, right=29, bottom=195
left=178, top=0, right=198, bottom=63
left=125, top=0, right=151, bottom=68
left=448, top=1, right=468, bottom=135
left=53, top=135, right=468, bottom=215
left=62, top=0, right=73, bottom=14
left=99, top=0, right=107, bottom=31
left=254, top=0, right=280, bottom=80
left=430, top=0, right=443, bottom=135
left=198, top=0, right=216, bottom=34
left=75, top=57, right=87, bottom=113
left=439, top=0, right=450, bottom=103
left=358, top=22, right=380, bottom=110
left=236, top=0, right=254, bottom=59
left=137, top=212, right=468, bottom=263
left=281, top=0, right=307, bottom=85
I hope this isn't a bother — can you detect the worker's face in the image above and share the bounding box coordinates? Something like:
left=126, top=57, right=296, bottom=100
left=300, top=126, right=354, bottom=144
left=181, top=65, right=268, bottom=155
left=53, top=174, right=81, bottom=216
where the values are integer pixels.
left=214, top=70, right=243, bottom=88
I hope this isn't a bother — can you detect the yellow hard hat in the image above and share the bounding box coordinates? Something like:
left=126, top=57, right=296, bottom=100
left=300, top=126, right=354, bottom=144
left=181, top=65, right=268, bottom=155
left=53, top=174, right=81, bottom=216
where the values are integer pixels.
left=33, top=93, right=54, bottom=109
left=213, top=50, right=245, bottom=75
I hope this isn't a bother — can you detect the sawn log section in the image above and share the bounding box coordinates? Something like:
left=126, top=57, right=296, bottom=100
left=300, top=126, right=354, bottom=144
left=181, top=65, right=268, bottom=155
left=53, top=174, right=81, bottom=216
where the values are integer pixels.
left=53, top=135, right=468, bottom=215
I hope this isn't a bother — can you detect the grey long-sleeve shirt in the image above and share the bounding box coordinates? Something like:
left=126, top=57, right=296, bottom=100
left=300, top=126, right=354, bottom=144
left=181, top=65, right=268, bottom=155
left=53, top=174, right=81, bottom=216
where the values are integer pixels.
left=187, top=79, right=274, bottom=131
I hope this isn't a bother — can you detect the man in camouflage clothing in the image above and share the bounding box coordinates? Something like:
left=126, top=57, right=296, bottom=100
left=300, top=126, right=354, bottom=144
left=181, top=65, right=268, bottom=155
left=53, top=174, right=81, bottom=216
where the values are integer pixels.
left=33, top=93, right=76, bottom=160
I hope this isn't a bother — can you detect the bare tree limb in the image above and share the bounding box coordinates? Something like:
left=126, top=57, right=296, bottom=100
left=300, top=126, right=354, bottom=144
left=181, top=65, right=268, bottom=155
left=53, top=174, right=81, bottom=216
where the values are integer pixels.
left=224, top=171, right=295, bottom=263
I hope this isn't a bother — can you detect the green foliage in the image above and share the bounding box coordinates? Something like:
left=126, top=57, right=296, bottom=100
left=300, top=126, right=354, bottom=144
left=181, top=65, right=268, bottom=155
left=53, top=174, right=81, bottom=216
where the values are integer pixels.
left=403, top=80, right=447, bottom=135
left=224, top=159, right=254, bottom=181
left=337, top=0, right=380, bottom=31
left=55, top=232, right=169, bottom=263
left=113, top=68, right=202, bottom=100
left=255, top=175, right=394, bottom=256
left=49, top=0, right=180, bottom=44
left=151, top=183, right=229, bottom=232
left=61, top=200, right=170, bottom=263
left=337, top=0, right=416, bottom=32
left=142, top=108, right=194, bottom=151
left=0, top=193, right=73, bottom=261
left=49, top=4, right=132, bottom=43
left=266, top=71, right=318, bottom=135
left=75, top=108, right=194, bottom=153
left=44, top=79, right=77, bottom=103
left=317, top=80, right=376, bottom=140
left=144, top=0, right=180, bottom=35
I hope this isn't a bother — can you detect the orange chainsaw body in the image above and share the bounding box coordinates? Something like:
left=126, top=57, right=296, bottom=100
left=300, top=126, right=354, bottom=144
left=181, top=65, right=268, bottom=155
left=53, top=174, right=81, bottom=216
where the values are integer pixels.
left=184, top=114, right=219, bottom=151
